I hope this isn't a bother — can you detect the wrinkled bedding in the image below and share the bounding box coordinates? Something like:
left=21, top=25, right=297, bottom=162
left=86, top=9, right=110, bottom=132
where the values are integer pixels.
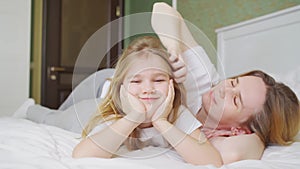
left=0, top=117, right=299, bottom=169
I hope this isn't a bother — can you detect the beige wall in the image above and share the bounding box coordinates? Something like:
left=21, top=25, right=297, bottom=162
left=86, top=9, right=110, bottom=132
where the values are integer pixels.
left=0, top=0, right=31, bottom=116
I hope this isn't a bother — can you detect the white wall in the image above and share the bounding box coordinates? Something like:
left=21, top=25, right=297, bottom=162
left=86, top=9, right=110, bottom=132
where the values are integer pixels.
left=0, top=0, right=31, bottom=116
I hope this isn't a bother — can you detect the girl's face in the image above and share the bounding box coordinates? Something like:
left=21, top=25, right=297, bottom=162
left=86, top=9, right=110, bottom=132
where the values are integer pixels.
left=123, top=54, right=170, bottom=119
left=201, top=76, right=267, bottom=129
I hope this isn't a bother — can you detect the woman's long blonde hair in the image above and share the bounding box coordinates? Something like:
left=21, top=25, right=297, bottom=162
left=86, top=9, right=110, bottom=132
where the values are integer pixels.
left=237, top=70, right=300, bottom=146
left=82, top=36, right=186, bottom=150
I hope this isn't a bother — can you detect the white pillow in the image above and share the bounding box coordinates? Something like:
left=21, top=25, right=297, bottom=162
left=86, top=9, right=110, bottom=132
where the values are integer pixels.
left=100, top=79, right=112, bottom=99
left=59, top=68, right=114, bottom=111
left=270, top=67, right=300, bottom=99
left=27, top=98, right=103, bottom=133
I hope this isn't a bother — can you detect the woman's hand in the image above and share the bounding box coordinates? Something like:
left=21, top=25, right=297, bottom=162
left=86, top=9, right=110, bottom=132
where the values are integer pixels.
left=169, top=54, right=187, bottom=83
left=151, top=80, right=175, bottom=121
left=120, top=85, right=146, bottom=123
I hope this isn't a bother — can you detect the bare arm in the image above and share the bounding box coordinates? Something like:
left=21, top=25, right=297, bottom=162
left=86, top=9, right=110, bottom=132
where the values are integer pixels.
left=211, top=134, right=265, bottom=164
left=150, top=80, right=222, bottom=166
left=73, top=85, right=146, bottom=158
left=151, top=2, right=198, bottom=54
left=152, top=119, right=264, bottom=166
left=152, top=2, right=219, bottom=114
left=72, top=113, right=143, bottom=158
left=151, top=2, right=198, bottom=83
left=152, top=119, right=223, bottom=167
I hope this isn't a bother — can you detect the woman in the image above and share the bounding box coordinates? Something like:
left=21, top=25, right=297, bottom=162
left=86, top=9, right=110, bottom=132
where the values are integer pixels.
left=152, top=2, right=300, bottom=165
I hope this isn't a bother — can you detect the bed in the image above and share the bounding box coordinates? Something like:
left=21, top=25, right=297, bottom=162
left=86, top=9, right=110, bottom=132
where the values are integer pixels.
left=1, top=5, right=300, bottom=169
left=1, top=116, right=300, bottom=169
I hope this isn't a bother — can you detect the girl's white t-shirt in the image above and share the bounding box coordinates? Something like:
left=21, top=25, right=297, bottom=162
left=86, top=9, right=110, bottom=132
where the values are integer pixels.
left=89, top=105, right=201, bottom=148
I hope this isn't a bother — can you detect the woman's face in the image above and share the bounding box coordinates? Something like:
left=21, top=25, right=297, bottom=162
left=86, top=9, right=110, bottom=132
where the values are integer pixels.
left=201, top=76, right=267, bottom=129
left=122, top=54, right=170, bottom=120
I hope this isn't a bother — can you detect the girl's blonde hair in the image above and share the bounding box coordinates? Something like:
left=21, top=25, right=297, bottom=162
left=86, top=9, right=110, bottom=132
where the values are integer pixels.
left=82, top=36, right=186, bottom=150
left=237, top=70, right=300, bottom=146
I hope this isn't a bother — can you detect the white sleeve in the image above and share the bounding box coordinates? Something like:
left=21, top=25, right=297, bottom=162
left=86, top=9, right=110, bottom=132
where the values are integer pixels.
left=181, top=46, right=220, bottom=115
left=174, top=106, right=202, bottom=134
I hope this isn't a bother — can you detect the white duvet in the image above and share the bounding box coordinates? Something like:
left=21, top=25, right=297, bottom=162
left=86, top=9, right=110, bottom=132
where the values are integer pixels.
left=0, top=117, right=299, bottom=169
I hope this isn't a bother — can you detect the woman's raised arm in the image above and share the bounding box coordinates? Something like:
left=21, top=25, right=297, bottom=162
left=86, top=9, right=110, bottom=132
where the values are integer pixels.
left=151, top=2, right=219, bottom=115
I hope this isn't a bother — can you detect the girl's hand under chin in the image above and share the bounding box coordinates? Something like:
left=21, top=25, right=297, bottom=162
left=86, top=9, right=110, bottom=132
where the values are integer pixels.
left=120, top=85, right=146, bottom=123
left=151, top=79, right=175, bottom=122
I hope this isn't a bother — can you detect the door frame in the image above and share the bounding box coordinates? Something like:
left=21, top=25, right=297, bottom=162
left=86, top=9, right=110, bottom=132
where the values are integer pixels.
left=41, top=0, right=124, bottom=108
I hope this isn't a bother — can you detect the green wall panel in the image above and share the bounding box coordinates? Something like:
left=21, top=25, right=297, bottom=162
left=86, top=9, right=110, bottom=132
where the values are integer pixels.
left=124, top=0, right=172, bottom=47
left=177, top=0, right=300, bottom=64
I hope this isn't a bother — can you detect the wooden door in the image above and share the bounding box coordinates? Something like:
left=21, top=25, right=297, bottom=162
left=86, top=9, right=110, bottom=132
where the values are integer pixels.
left=41, top=0, right=123, bottom=109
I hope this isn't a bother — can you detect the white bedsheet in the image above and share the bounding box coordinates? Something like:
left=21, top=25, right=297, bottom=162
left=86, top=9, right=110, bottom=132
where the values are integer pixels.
left=0, top=117, right=299, bottom=169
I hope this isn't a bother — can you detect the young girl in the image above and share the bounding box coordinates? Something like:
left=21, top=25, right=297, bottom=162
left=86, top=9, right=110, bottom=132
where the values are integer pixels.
left=72, top=36, right=222, bottom=165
